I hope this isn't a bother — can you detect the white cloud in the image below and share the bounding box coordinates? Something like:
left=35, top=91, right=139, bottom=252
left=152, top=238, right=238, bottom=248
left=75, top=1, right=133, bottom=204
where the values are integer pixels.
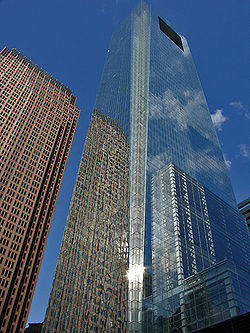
left=147, top=152, right=168, bottom=174
left=149, top=89, right=206, bottom=125
left=229, top=101, right=244, bottom=109
left=211, top=109, right=227, bottom=131
left=149, top=89, right=218, bottom=145
left=229, top=101, right=250, bottom=119
left=223, top=154, right=232, bottom=169
left=239, top=144, right=250, bottom=159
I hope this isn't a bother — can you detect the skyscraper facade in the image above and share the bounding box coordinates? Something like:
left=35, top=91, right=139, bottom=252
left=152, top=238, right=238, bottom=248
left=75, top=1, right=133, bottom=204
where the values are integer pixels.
left=43, top=2, right=249, bottom=332
left=0, top=47, right=80, bottom=333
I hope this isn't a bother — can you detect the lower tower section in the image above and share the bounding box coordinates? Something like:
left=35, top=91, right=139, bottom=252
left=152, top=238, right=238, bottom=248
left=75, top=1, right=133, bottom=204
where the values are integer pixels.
left=150, top=163, right=249, bottom=332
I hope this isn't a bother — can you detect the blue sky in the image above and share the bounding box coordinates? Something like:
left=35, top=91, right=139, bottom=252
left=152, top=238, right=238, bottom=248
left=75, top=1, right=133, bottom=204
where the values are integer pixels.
left=0, top=0, right=249, bottom=325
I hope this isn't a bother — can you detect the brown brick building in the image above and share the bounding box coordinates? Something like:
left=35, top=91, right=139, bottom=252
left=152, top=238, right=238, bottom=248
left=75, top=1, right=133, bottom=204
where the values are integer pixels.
left=0, top=47, right=80, bottom=332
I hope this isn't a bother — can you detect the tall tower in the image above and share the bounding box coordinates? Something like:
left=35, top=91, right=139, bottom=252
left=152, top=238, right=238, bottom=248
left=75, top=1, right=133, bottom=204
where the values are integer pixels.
left=43, top=2, right=249, bottom=333
left=0, top=47, right=80, bottom=332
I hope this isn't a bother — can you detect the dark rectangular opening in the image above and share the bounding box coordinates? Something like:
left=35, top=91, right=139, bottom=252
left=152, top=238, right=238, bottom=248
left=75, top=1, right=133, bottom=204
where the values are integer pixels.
left=158, top=17, right=184, bottom=51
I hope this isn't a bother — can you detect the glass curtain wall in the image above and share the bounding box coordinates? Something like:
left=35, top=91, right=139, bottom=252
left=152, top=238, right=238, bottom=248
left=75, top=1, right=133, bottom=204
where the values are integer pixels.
left=43, top=2, right=249, bottom=333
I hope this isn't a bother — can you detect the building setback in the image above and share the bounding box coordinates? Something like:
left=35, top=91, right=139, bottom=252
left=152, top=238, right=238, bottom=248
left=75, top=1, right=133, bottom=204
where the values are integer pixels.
left=238, top=197, right=250, bottom=232
left=0, top=47, right=80, bottom=333
left=43, top=2, right=249, bottom=333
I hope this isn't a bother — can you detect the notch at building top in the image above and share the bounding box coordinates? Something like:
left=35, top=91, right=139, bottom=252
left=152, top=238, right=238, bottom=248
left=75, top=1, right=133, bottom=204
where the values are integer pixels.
left=158, top=16, right=184, bottom=51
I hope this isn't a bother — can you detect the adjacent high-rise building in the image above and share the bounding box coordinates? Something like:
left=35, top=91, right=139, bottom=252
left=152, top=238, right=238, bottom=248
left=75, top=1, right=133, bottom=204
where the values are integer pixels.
left=42, top=2, right=250, bottom=332
left=0, top=47, right=80, bottom=333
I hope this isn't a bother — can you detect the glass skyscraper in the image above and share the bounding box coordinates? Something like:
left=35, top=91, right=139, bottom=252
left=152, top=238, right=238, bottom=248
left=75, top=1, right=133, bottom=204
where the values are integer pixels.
left=42, top=2, right=249, bottom=332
